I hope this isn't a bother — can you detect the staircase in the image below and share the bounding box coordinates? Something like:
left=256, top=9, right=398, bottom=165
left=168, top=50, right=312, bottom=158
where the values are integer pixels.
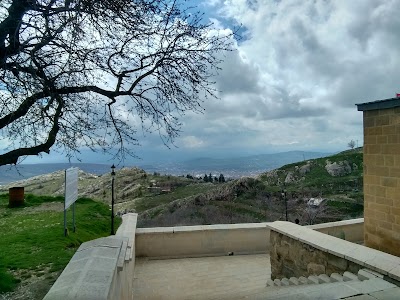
left=266, top=269, right=379, bottom=287
left=245, top=269, right=398, bottom=300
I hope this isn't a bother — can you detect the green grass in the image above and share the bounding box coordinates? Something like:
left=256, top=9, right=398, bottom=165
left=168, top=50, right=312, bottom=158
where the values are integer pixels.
left=0, top=194, right=121, bottom=293
left=327, top=200, right=364, bottom=217
left=0, top=268, right=20, bottom=292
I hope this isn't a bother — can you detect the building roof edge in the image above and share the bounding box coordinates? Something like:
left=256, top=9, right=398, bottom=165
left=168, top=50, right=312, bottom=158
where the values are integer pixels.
left=356, top=97, right=400, bottom=111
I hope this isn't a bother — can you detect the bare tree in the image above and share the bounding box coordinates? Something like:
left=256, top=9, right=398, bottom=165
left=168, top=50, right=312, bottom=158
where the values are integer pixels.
left=0, top=0, right=233, bottom=165
left=302, top=201, right=328, bottom=225
left=347, top=140, right=356, bottom=150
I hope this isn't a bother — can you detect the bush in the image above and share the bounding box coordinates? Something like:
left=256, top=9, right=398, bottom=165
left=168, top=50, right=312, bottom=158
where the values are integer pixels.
left=0, top=268, right=20, bottom=293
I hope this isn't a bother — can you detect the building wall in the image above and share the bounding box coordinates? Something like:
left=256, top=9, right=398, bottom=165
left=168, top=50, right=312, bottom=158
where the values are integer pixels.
left=363, top=107, right=400, bottom=256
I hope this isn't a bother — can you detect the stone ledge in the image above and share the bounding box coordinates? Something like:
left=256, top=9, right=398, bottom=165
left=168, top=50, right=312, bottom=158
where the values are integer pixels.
left=43, top=237, right=122, bottom=300
left=44, top=213, right=138, bottom=300
left=136, top=222, right=271, bottom=234
left=116, top=213, right=137, bottom=261
left=267, top=221, right=400, bottom=282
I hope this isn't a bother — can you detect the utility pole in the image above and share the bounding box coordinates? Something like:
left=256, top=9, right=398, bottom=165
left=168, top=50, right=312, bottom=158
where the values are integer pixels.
left=281, top=188, right=288, bottom=221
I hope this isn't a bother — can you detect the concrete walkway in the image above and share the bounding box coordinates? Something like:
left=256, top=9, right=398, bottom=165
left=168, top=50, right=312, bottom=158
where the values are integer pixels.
left=132, top=254, right=270, bottom=300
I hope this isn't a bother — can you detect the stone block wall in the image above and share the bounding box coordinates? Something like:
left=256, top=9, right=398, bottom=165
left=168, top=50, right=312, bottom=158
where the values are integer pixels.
left=270, top=230, right=361, bottom=279
left=363, top=107, right=400, bottom=256
left=268, top=221, right=400, bottom=282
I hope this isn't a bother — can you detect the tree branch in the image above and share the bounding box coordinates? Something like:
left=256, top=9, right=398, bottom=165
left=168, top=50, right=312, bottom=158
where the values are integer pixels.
left=0, top=97, right=63, bottom=165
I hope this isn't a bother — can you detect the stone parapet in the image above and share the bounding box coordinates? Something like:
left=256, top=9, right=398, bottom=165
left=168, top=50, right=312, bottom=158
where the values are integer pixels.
left=44, top=213, right=137, bottom=300
left=308, top=218, right=364, bottom=243
left=135, top=219, right=364, bottom=258
left=136, top=222, right=271, bottom=258
left=268, top=221, right=400, bottom=283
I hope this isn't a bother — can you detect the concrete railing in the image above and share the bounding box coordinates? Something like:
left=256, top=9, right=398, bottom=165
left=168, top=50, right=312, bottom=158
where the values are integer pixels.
left=308, top=218, right=364, bottom=244
left=136, top=222, right=271, bottom=258
left=135, top=219, right=365, bottom=258
left=44, top=213, right=137, bottom=300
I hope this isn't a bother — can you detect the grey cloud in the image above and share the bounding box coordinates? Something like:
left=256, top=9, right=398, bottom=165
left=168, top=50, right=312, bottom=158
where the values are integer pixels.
left=216, top=50, right=262, bottom=95
left=134, top=0, right=396, bottom=156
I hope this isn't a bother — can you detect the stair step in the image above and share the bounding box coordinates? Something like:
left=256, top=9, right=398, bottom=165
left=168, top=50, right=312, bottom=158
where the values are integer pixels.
left=298, top=276, right=309, bottom=285
left=273, top=279, right=281, bottom=286
left=358, top=269, right=383, bottom=281
left=249, top=277, right=397, bottom=300
left=330, top=273, right=344, bottom=282
left=318, top=274, right=331, bottom=283
left=266, top=279, right=275, bottom=287
left=343, top=271, right=358, bottom=281
left=308, top=275, right=319, bottom=284
left=266, top=270, right=363, bottom=291
left=280, top=278, right=290, bottom=286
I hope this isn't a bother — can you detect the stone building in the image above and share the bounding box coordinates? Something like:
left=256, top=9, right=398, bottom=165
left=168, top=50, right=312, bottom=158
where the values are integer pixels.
left=357, top=97, right=400, bottom=256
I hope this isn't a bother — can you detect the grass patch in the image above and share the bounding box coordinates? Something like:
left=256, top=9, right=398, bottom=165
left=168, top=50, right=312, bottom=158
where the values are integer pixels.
left=0, top=194, right=121, bottom=293
left=327, top=200, right=363, bottom=217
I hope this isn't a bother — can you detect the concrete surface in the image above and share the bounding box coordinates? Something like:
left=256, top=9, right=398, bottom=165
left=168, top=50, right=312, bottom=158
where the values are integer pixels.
left=132, top=254, right=271, bottom=300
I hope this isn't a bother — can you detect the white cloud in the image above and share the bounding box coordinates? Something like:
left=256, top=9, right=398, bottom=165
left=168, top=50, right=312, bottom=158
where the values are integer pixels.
left=180, top=135, right=206, bottom=149
left=26, top=0, right=399, bottom=163
left=166, top=0, right=400, bottom=155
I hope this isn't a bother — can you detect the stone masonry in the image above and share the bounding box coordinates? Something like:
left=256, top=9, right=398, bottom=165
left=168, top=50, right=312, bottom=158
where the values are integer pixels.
left=270, top=230, right=361, bottom=279
left=357, top=99, right=400, bottom=256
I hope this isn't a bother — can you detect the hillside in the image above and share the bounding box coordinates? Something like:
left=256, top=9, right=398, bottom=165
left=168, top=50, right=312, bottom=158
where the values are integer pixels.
left=0, top=149, right=364, bottom=227
left=0, top=195, right=121, bottom=299
left=137, top=149, right=363, bottom=227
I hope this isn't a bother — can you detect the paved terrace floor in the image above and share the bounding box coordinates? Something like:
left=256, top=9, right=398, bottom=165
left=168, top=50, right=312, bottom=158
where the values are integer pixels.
left=132, top=254, right=271, bottom=300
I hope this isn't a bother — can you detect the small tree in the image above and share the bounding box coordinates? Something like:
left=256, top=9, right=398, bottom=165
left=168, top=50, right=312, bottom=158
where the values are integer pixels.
left=218, top=173, right=225, bottom=183
left=348, top=140, right=356, bottom=150
left=204, top=174, right=208, bottom=182
left=303, top=201, right=328, bottom=225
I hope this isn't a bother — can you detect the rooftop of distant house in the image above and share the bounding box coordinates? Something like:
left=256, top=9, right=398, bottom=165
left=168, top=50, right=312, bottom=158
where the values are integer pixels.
left=356, top=96, right=400, bottom=111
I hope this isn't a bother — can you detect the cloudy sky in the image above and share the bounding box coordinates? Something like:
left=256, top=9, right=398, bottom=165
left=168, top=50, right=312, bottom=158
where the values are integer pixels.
left=27, top=0, right=400, bottom=164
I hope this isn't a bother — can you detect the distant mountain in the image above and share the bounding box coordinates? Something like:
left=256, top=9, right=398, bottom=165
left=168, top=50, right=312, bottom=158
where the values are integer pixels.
left=0, top=151, right=331, bottom=185
left=137, top=151, right=332, bottom=178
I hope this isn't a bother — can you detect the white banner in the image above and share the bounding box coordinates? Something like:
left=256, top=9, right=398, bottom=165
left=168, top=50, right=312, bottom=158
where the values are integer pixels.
left=65, top=167, right=79, bottom=209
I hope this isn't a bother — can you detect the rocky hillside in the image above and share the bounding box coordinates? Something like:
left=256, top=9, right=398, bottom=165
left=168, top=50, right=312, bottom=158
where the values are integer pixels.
left=0, top=149, right=364, bottom=227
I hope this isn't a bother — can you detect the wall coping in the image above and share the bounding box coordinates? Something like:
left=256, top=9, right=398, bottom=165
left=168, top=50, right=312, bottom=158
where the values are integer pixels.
left=267, top=221, right=400, bottom=282
left=307, top=218, right=363, bottom=230
left=136, top=222, right=270, bottom=234
left=356, top=97, right=400, bottom=111
left=136, top=219, right=363, bottom=235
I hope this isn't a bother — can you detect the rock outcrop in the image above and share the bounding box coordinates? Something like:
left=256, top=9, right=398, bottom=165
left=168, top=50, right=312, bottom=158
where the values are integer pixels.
left=325, top=160, right=352, bottom=177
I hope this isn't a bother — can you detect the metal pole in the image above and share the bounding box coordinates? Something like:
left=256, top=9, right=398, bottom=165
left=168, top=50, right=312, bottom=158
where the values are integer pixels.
left=73, top=202, right=76, bottom=233
left=285, top=192, right=288, bottom=221
left=111, top=176, right=115, bottom=235
left=64, top=206, right=67, bottom=236
left=64, top=169, right=67, bottom=236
